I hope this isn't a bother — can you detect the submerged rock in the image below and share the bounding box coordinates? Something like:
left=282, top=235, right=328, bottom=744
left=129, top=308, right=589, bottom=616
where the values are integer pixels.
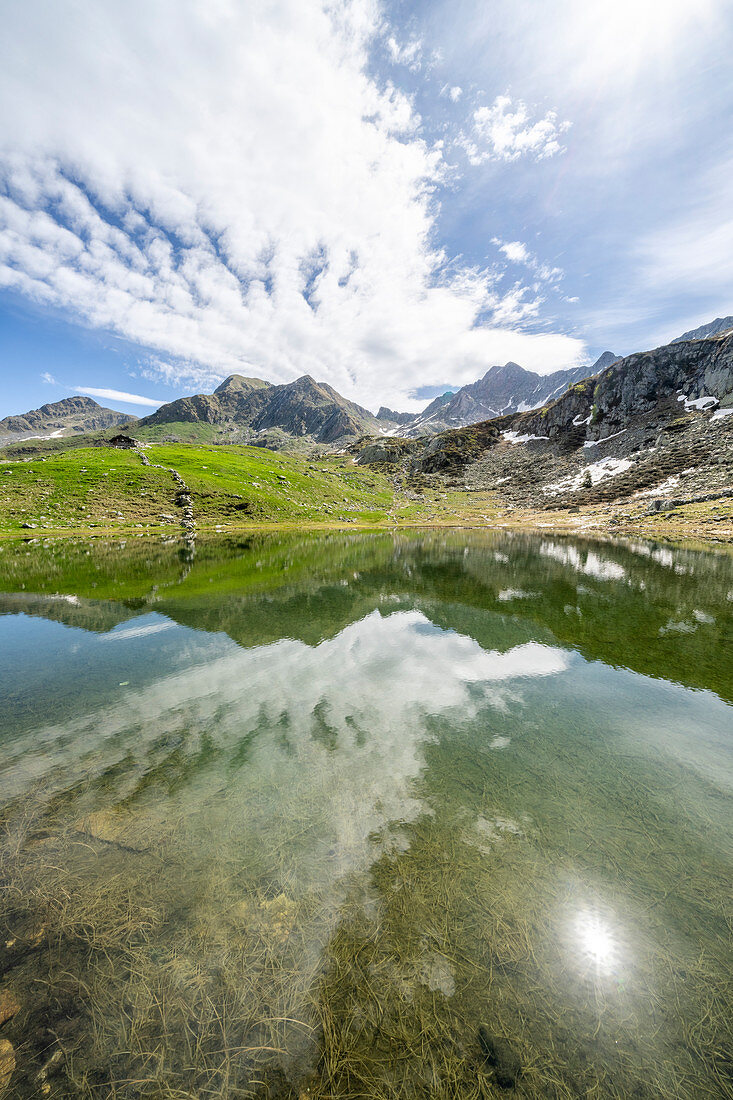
left=0, top=1039, right=15, bottom=1095
left=74, top=810, right=150, bottom=853
left=478, top=1026, right=521, bottom=1088
left=0, top=991, right=19, bottom=1028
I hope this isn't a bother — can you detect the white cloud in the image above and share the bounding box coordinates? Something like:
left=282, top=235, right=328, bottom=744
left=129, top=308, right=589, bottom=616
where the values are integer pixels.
left=385, top=34, right=423, bottom=71
left=497, top=240, right=529, bottom=264
left=493, top=238, right=564, bottom=286
left=77, top=387, right=162, bottom=408
left=440, top=84, right=463, bottom=102
left=462, top=95, right=570, bottom=165
left=0, top=1, right=586, bottom=409
left=41, top=371, right=56, bottom=384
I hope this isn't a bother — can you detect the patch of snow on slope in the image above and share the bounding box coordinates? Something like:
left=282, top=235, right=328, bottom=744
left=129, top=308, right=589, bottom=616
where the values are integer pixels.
left=502, top=430, right=550, bottom=444
left=544, top=457, right=632, bottom=494
left=583, top=428, right=627, bottom=447
left=677, top=393, right=718, bottom=411
left=636, top=475, right=681, bottom=497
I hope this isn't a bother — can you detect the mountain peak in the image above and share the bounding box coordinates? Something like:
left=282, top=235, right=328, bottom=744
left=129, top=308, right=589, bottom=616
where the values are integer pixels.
left=0, top=394, right=134, bottom=439
left=214, top=374, right=269, bottom=395
left=590, top=351, right=619, bottom=373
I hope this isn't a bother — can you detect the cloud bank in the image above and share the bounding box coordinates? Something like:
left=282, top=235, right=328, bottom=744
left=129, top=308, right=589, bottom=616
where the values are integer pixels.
left=0, top=0, right=585, bottom=410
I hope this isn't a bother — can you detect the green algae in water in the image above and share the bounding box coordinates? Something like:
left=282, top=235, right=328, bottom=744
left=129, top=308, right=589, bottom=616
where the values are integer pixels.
left=0, top=531, right=731, bottom=1098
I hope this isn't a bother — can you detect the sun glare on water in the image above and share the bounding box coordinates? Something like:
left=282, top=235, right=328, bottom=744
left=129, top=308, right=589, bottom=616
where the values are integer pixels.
left=575, top=909, right=618, bottom=972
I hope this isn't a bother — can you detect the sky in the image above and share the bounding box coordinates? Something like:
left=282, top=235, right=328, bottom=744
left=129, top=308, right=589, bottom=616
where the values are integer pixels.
left=0, top=0, right=731, bottom=418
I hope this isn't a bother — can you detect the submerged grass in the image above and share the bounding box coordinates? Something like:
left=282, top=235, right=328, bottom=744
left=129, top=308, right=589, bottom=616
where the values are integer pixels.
left=1, top=687, right=730, bottom=1099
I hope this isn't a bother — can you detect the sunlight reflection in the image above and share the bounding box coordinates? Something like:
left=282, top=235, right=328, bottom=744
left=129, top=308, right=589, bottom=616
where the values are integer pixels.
left=575, top=909, right=618, bottom=972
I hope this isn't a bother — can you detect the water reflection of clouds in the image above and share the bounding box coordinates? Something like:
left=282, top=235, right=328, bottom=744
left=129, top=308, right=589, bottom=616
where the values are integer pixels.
left=2, top=611, right=570, bottom=846
left=100, top=621, right=175, bottom=641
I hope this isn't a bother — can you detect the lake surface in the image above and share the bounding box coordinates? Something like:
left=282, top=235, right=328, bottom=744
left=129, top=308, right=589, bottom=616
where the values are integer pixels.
left=0, top=531, right=731, bottom=1098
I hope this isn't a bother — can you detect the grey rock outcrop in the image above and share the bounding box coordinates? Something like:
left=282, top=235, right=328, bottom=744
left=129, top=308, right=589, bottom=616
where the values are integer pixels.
left=521, top=330, right=733, bottom=444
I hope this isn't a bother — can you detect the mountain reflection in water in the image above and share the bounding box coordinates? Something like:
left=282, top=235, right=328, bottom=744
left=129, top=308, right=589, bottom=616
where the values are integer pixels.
left=0, top=531, right=730, bottom=1099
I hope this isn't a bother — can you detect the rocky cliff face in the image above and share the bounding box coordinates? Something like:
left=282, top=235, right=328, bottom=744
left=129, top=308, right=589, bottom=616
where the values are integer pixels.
left=0, top=396, right=135, bottom=440
left=520, top=329, right=733, bottom=444
left=140, top=374, right=379, bottom=444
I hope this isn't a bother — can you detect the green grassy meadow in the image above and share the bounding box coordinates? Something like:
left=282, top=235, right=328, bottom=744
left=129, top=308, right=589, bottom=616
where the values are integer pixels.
left=2, top=438, right=729, bottom=543
left=0, top=442, right=416, bottom=535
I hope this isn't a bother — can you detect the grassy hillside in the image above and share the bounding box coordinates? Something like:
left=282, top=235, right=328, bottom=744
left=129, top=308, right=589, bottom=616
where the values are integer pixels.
left=0, top=442, right=404, bottom=534
left=1, top=439, right=730, bottom=542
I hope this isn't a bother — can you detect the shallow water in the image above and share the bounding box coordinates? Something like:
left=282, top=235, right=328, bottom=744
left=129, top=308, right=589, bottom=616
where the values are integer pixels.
left=0, top=531, right=731, bottom=1098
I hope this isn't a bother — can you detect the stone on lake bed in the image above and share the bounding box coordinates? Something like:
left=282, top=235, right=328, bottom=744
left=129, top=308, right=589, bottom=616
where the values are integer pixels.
left=74, top=809, right=150, bottom=852
left=478, top=1026, right=521, bottom=1088
left=0, top=1040, right=15, bottom=1095
left=0, top=991, right=19, bottom=1027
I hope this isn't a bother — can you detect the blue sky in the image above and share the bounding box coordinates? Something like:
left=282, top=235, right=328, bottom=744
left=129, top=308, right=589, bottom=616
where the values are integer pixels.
left=1, top=0, right=731, bottom=418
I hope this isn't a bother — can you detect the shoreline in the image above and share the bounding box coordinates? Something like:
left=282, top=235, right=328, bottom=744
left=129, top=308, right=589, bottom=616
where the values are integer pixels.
left=1, top=505, right=731, bottom=549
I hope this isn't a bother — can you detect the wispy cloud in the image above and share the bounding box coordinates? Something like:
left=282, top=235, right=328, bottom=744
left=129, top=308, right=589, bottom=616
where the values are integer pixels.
left=635, top=154, right=733, bottom=298
left=77, top=387, right=162, bottom=408
left=461, top=95, right=570, bottom=164
left=41, top=371, right=56, bottom=384
left=385, top=34, right=423, bottom=72
left=492, top=238, right=564, bottom=286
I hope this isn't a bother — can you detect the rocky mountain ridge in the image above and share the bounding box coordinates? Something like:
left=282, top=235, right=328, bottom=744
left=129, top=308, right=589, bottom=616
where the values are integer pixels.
left=673, top=316, right=733, bottom=343
left=356, top=329, right=733, bottom=521
left=139, top=373, right=379, bottom=444
left=0, top=396, right=135, bottom=442
left=378, top=352, right=618, bottom=436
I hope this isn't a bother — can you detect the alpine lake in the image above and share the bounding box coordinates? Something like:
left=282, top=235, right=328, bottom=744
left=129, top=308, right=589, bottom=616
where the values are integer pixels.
left=0, top=530, right=731, bottom=1099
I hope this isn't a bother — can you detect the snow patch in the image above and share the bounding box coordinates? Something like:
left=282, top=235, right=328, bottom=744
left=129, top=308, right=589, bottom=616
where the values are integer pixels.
left=544, top=457, right=632, bottom=494
left=636, top=475, right=681, bottom=497
left=583, top=428, right=627, bottom=447
left=677, top=393, right=718, bottom=411
left=502, top=430, right=549, bottom=444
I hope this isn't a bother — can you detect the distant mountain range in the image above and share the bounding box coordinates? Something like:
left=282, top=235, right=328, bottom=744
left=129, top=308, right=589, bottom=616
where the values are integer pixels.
left=139, top=351, right=620, bottom=443
left=378, top=352, right=619, bottom=436
left=0, top=396, right=135, bottom=442
left=3, top=316, right=731, bottom=447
